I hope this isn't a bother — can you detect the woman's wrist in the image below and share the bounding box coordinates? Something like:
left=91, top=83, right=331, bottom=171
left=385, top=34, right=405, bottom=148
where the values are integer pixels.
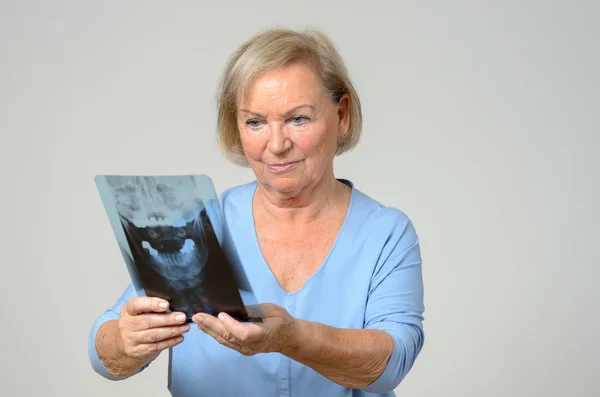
left=96, top=320, right=146, bottom=378
left=278, top=317, right=307, bottom=355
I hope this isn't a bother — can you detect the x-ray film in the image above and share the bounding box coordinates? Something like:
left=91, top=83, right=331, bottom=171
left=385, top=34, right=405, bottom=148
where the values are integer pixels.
left=94, top=174, right=263, bottom=323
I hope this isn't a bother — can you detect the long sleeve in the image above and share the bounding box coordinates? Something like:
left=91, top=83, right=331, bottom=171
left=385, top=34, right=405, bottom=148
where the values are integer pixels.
left=88, top=283, right=152, bottom=380
left=362, top=213, right=425, bottom=393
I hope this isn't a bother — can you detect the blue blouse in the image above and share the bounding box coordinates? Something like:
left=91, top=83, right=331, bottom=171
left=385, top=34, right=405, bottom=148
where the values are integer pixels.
left=88, top=179, right=425, bottom=396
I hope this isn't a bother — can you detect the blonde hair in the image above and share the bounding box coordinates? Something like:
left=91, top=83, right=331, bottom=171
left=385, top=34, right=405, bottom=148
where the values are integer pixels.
left=216, top=27, right=362, bottom=166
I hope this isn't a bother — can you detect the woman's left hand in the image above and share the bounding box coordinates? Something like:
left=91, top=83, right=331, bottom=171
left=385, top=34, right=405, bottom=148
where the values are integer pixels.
left=191, top=303, right=299, bottom=356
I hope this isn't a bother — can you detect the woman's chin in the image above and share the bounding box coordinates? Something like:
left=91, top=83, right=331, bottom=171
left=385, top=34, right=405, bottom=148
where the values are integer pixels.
left=264, top=176, right=303, bottom=195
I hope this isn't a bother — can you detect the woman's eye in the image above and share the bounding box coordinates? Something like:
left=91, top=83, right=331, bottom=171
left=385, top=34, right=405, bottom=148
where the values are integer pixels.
left=246, top=120, right=261, bottom=128
left=291, top=116, right=308, bottom=124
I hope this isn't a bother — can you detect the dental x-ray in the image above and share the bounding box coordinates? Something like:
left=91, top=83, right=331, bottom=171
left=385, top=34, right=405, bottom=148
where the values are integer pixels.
left=94, top=174, right=263, bottom=323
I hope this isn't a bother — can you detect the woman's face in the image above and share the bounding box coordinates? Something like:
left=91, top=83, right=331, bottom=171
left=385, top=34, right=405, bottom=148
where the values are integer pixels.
left=236, top=62, right=349, bottom=196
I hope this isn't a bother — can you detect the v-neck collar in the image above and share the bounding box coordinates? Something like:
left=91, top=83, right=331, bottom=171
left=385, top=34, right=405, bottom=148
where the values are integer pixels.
left=244, top=179, right=356, bottom=296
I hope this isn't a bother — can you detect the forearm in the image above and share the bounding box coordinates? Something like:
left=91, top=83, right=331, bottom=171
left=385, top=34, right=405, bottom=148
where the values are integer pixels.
left=95, top=320, right=147, bottom=379
left=281, top=319, right=394, bottom=389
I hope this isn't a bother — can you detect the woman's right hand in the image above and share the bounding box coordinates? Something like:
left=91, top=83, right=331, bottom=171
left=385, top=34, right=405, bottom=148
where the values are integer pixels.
left=117, top=296, right=190, bottom=363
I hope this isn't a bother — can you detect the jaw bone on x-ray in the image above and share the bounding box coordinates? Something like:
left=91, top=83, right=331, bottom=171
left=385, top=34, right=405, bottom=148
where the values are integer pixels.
left=95, top=175, right=262, bottom=323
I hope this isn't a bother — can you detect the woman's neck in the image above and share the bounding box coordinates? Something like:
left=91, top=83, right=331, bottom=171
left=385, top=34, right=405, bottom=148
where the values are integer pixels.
left=254, top=173, right=349, bottom=226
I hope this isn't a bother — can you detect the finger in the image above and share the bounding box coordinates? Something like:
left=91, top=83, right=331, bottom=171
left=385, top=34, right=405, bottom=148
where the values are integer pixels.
left=258, top=302, right=286, bottom=317
left=197, top=321, right=241, bottom=350
left=135, top=323, right=191, bottom=344
left=258, top=302, right=277, bottom=314
left=126, top=296, right=170, bottom=316
left=132, top=311, right=188, bottom=331
left=194, top=314, right=237, bottom=344
left=217, top=312, right=254, bottom=342
left=145, top=334, right=186, bottom=355
left=194, top=314, right=227, bottom=335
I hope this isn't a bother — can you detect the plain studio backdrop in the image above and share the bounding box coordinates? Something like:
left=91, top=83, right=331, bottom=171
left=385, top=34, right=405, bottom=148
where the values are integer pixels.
left=1, top=1, right=598, bottom=396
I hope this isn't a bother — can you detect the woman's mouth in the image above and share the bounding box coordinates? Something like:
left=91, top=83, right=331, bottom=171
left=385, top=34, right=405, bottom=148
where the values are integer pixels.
left=266, top=161, right=300, bottom=173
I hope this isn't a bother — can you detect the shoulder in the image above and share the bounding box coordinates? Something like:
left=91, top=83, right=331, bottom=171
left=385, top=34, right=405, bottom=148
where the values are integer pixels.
left=345, top=185, right=421, bottom=275
left=217, top=180, right=257, bottom=209
left=347, top=187, right=422, bottom=290
left=206, top=180, right=257, bottom=233
left=350, top=185, right=417, bottom=241
left=202, top=180, right=255, bottom=218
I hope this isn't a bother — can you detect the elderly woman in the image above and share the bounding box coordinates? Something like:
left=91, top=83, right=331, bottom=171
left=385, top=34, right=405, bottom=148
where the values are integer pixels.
left=89, top=27, right=425, bottom=396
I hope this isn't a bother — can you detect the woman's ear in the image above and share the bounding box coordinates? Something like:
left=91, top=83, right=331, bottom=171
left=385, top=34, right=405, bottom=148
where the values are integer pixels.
left=337, top=94, right=351, bottom=138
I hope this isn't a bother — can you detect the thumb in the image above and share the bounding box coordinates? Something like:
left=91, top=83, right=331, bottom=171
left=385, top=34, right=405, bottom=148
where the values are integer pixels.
left=257, top=302, right=282, bottom=317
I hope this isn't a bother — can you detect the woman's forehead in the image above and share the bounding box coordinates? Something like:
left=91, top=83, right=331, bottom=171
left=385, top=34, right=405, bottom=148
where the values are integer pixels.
left=237, top=66, right=326, bottom=110
left=248, top=64, right=321, bottom=91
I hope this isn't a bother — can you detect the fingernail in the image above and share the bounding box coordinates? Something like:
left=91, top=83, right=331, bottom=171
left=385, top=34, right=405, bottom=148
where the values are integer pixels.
left=175, top=314, right=186, bottom=322
left=218, top=313, right=225, bottom=321
left=180, top=324, right=190, bottom=332
left=195, top=316, right=203, bottom=323
left=159, top=301, right=168, bottom=309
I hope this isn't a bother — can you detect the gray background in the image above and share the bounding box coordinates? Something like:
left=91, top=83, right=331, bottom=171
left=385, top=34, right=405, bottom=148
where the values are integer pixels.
left=1, top=1, right=598, bottom=396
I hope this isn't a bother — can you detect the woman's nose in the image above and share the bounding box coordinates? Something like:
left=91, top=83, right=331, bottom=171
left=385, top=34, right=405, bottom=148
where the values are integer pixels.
left=267, top=122, right=291, bottom=154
